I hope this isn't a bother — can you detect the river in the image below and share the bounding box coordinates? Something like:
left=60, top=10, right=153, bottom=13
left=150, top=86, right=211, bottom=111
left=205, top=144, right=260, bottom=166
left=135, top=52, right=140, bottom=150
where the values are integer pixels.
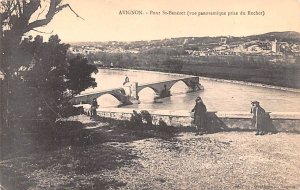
left=82, top=69, right=300, bottom=113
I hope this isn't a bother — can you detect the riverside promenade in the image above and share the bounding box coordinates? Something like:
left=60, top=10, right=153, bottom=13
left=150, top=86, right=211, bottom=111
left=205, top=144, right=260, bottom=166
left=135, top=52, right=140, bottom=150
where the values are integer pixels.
left=94, top=107, right=300, bottom=133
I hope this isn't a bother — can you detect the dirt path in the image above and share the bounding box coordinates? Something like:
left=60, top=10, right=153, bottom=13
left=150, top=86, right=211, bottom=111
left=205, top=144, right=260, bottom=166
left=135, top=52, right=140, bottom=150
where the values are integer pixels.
left=103, top=132, right=300, bottom=190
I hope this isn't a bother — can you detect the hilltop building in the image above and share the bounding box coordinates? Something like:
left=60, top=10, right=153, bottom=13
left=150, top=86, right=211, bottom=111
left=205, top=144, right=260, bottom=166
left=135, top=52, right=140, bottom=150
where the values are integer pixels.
left=271, top=39, right=280, bottom=53
left=220, top=37, right=227, bottom=45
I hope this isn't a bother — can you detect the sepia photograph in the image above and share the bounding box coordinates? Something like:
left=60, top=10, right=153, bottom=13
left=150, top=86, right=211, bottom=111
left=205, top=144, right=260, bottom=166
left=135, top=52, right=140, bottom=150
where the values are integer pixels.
left=0, top=0, right=300, bottom=189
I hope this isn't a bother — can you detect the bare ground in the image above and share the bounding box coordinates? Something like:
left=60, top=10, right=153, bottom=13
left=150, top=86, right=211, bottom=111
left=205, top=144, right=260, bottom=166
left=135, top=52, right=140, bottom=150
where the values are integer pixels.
left=1, top=115, right=300, bottom=190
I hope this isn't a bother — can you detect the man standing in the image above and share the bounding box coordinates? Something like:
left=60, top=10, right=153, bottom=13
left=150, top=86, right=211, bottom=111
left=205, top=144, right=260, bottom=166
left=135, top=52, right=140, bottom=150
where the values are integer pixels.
left=90, top=98, right=99, bottom=118
left=250, top=101, right=266, bottom=135
left=191, top=97, right=207, bottom=135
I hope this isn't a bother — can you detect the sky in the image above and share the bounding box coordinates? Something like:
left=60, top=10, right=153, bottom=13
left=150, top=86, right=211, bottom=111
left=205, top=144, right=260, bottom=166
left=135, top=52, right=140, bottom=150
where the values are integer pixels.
left=29, top=0, right=300, bottom=42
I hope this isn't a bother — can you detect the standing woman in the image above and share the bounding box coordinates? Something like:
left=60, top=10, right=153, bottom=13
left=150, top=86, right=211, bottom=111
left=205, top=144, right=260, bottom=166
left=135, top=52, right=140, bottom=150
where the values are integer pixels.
left=250, top=101, right=266, bottom=135
left=191, top=97, right=207, bottom=135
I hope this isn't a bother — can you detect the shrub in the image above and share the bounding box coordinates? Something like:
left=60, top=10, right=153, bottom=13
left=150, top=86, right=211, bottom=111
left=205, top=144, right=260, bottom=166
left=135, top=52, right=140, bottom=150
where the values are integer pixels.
left=130, top=110, right=143, bottom=127
left=140, top=110, right=153, bottom=126
left=158, top=118, right=168, bottom=128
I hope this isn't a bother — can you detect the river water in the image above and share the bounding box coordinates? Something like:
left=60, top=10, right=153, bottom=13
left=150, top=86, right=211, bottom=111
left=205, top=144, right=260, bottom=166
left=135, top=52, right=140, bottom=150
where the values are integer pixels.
left=82, top=69, right=300, bottom=113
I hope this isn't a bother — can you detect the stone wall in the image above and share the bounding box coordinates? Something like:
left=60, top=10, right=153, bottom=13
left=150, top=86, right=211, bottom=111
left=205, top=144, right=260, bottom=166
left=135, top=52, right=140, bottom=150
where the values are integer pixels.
left=95, top=107, right=300, bottom=133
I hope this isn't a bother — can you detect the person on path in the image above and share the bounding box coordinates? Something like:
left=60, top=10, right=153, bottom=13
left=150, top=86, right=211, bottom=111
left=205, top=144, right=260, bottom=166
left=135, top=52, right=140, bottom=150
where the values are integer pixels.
left=191, top=97, right=207, bottom=135
left=90, top=98, right=99, bottom=118
left=250, top=101, right=266, bottom=135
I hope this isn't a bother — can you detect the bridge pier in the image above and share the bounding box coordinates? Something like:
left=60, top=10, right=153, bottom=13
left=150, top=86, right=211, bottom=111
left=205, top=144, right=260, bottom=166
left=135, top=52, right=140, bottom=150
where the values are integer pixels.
left=185, top=79, right=203, bottom=92
left=158, top=84, right=171, bottom=99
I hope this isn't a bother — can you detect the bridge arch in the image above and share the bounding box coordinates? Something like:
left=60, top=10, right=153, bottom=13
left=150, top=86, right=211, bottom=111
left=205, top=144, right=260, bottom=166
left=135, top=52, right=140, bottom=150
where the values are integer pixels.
left=137, top=86, right=160, bottom=95
left=169, top=80, right=191, bottom=93
left=137, top=86, right=160, bottom=101
left=86, top=89, right=132, bottom=106
left=98, top=92, right=124, bottom=102
left=95, top=94, right=121, bottom=107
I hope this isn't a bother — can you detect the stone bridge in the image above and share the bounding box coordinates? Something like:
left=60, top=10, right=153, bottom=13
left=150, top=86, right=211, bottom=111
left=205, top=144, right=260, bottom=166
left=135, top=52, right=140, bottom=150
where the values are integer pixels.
left=71, top=76, right=203, bottom=105
left=70, top=87, right=132, bottom=106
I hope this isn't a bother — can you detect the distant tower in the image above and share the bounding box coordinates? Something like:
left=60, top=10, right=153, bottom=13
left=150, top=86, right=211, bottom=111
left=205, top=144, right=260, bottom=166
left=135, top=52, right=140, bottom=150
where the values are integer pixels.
left=220, top=38, right=227, bottom=45
left=183, top=38, right=188, bottom=45
left=271, top=39, right=280, bottom=53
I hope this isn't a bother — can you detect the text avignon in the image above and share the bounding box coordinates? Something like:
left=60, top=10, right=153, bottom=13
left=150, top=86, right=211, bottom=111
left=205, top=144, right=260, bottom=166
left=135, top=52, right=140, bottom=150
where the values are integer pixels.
left=119, top=10, right=143, bottom=15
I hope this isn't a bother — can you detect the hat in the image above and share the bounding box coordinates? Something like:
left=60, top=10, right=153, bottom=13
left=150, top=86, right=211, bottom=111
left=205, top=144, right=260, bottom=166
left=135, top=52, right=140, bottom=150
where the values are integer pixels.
left=251, top=101, right=259, bottom=105
left=196, top=97, right=202, bottom=101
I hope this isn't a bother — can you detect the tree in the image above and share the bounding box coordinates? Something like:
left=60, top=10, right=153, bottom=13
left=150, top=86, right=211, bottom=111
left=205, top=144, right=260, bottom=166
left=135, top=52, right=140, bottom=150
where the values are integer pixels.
left=0, top=1, right=91, bottom=128
left=1, top=0, right=83, bottom=73
left=9, top=35, right=97, bottom=122
left=162, top=59, right=184, bottom=72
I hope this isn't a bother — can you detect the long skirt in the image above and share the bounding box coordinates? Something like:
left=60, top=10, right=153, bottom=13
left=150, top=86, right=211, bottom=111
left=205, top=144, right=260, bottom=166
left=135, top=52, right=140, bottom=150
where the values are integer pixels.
left=194, top=115, right=205, bottom=129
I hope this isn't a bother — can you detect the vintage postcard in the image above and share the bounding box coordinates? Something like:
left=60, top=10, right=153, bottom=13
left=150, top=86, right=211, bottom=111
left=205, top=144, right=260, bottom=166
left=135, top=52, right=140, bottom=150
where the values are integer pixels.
left=0, top=0, right=300, bottom=189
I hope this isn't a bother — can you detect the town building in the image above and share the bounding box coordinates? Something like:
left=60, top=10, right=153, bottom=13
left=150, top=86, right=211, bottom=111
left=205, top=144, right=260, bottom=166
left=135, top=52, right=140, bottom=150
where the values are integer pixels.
left=271, top=39, right=280, bottom=53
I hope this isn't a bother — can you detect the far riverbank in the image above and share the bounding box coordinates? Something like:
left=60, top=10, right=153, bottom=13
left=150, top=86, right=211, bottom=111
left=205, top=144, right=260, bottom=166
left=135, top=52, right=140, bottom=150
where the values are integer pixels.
left=99, top=61, right=300, bottom=89
left=105, top=67, right=300, bottom=93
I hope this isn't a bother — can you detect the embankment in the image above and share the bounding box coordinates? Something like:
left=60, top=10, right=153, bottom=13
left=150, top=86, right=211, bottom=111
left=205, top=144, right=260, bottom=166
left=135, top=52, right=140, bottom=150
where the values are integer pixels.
left=106, top=61, right=300, bottom=89
left=96, top=108, right=300, bottom=133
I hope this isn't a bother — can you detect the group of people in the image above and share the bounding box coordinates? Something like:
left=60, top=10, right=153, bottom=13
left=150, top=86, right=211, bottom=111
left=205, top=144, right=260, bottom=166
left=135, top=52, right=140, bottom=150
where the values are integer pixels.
left=191, top=97, right=269, bottom=136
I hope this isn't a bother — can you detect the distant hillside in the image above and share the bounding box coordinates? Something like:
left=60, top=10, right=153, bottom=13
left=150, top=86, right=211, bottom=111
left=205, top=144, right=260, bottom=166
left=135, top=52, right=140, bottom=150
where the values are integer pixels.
left=71, top=31, right=300, bottom=47
left=247, top=31, right=300, bottom=42
left=158, top=31, right=300, bottom=45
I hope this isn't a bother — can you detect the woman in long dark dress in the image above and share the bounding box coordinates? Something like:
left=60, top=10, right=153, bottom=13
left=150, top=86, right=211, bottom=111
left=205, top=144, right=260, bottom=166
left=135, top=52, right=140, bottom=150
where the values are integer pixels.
left=191, top=97, right=207, bottom=135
